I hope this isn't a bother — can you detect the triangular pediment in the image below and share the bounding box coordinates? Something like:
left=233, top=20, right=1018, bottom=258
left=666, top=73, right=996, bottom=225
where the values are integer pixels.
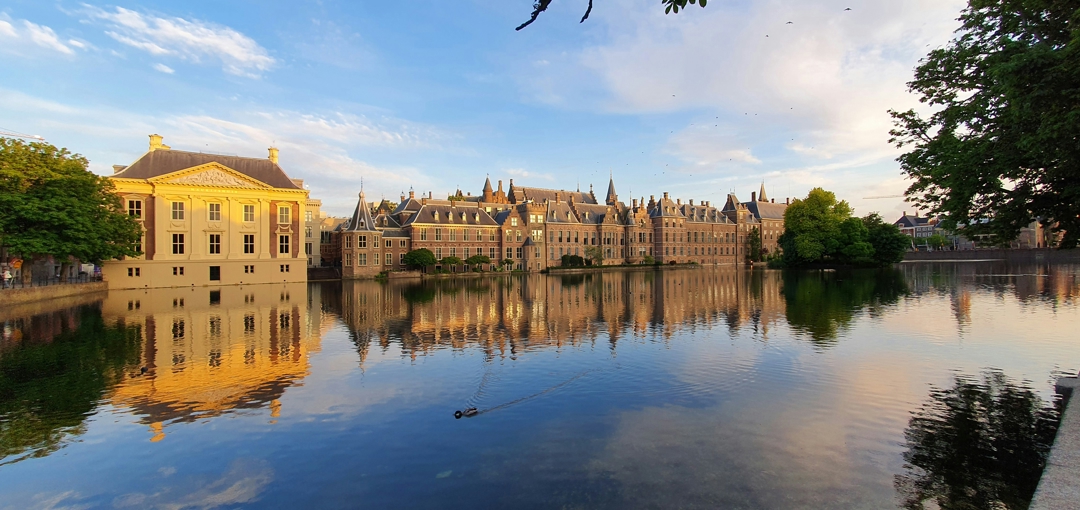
left=151, top=163, right=271, bottom=189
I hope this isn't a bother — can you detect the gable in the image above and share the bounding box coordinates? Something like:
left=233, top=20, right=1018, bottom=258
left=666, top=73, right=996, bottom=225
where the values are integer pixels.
left=151, top=163, right=272, bottom=189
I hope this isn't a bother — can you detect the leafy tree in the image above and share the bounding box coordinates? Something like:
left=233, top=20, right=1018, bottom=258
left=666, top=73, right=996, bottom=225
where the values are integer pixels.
left=402, top=248, right=436, bottom=269
left=584, top=245, right=604, bottom=266
left=889, top=0, right=1080, bottom=248
left=896, top=370, right=1061, bottom=510
left=560, top=254, right=586, bottom=267
left=863, top=213, right=911, bottom=265
left=439, top=256, right=463, bottom=267
left=642, top=254, right=656, bottom=265
left=501, top=258, right=514, bottom=270
left=926, top=233, right=950, bottom=250
left=0, top=138, right=143, bottom=282
left=516, top=0, right=707, bottom=31
left=465, top=254, right=491, bottom=269
left=746, top=227, right=762, bottom=263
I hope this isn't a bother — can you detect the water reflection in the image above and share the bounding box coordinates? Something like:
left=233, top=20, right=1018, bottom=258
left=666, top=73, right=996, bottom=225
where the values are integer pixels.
left=896, top=371, right=1061, bottom=510
left=0, top=306, right=141, bottom=464
left=781, top=269, right=908, bottom=346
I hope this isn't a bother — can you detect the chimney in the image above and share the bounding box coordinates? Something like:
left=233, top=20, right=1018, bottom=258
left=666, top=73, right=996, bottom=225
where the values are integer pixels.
left=751, top=191, right=757, bottom=202
left=786, top=197, right=790, bottom=205
left=904, top=211, right=907, bottom=217
left=555, top=192, right=560, bottom=203
left=112, top=165, right=127, bottom=174
left=663, top=192, right=669, bottom=199
left=429, top=191, right=433, bottom=199
left=148, top=134, right=170, bottom=151
left=676, top=198, right=681, bottom=205
left=401, top=193, right=406, bottom=202
left=632, top=198, right=638, bottom=208
left=509, top=179, right=514, bottom=186
left=409, top=190, right=415, bottom=199
left=771, top=198, right=775, bottom=203
left=689, top=199, right=694, bottom=206
left=268, top=147, right=279, bottom=164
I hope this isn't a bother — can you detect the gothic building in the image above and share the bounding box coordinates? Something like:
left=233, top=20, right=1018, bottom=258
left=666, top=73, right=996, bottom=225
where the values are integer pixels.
left=328, top=177, right=787, bottom=275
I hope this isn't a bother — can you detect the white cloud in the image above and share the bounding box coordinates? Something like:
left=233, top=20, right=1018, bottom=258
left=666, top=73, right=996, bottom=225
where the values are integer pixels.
left=506, top=168, right=555, bottom=181
left=0, top=16, right=79, bottom=55
left=152, top=63, right=174, bottom=74
left=85, top=6, right=276, bottom=77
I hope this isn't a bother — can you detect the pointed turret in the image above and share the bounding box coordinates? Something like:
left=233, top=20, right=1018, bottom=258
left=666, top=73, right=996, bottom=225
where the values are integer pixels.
left=759, top=182, right=768, bottom=202
left=605, top=176, right=618, bottom=206
left=346, top=190, right=378, bottom=232
left=483, top=176, right=493, bottom=193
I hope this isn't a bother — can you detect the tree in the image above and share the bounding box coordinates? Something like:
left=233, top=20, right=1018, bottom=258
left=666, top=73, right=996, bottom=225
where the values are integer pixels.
left=584, top=245, right=604, bottom=266
left=0, top=138, right=143, bottom=282
left=746, top=227, right=762, bottom=263
left=561, top=254, right=585, bottom=267
left=926, top=233, right=950, bottom=250
left=501, top=258, right=514, bottom=270
left=896, top=370, right=1061, bottom=510
left=863, top=213, right=910, bottom=265
left=642, top=254, right=656, bottom=265
left=889, top=0, right=1080, bottom=248
left=402, top=248, right=436, bottom=269
left=516, top=0, right=707, bottom=31
left=439, top=256, right=463, bottom=267
left=465, top=254, right=491, bottom=270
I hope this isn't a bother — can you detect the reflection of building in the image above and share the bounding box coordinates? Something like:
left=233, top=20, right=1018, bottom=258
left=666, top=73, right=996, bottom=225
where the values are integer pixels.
left=332, top=269, right=787, bottom=363
left=328, top=177, right=787, bottom=275
left=100, top=282, right=329, bottom=441
left=104, top=135, right=312, bottom=288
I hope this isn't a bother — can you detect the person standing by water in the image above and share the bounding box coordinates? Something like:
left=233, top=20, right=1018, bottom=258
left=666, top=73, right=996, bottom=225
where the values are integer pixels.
left=2, top=267, right=12, bottom=289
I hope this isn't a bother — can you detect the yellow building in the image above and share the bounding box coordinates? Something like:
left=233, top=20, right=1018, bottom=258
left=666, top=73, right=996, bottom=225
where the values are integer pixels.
left=104, top=135, right=309, bottom=289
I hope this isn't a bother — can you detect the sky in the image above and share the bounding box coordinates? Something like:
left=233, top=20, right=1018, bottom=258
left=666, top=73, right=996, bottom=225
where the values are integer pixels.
left=0, top=0, right=966, bottom=217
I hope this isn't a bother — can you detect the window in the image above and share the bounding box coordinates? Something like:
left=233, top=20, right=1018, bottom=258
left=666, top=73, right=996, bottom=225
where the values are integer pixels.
left=385, top=239, right=392, bottom=248
left=358, top=253, right=367, bottom=266
left=135, top=235, right=142, bottom=254
left=489, top=230, right=496, bottom=242
left=278, top=206, right=291, bottom=224
left=172, top=266, right=184, bottom=276
left=280, top=264, right=290, bottom=272
left=244, top=265, right=255, bottom=273
left=358, top=235, right=367, bottom=248
left=449, top=230, right=456, bottom=241
left=208, top=203, right=221, bottom=221
left=463, top=229, right=470, bottom=241
left=400, top=253, right=405, bottom=263
left=511, top=217, right=518, bottom=227
left=209, top=266, right=220, bottom=281
left=464, top=247, right=470, bottom=258
left=243, top=204, right=255, bottom=222
left=128, top=200, right=142, bottom=218
left=305, top=243, right=312, bottom=255
left=516, top=231, right=522, bottom=242
left=171, top=202, right=185, bottom=220
left=305, top=226, right=312, bottom=238
left=386, top=253, right=392, bottom=265
left=490, top=247, right=496, bottom=259
left=506, top=247, right=512, bottom=259
left=128, top=267, right=141, bottom=277
left=436, top=248, right=442, bottom=259
left=279, top=235, right=290, bottom=255
left=420, top=229, right=428, bottom=241
left=209, top=234, right=221, bottom=254
left=435, top=229, right=442, bottom=241
left=516, top=247, right=523, bottom=258
left=305, top=210, right=313, bottom=222
left=243, top=235, right=255, bottom=254
left=399, top=240, right=406, bottom=248
left=345, top=253, right=352, bottom=266
left=172, top=234, right=185, bottom=254
left=450, top=247, right=456, bottom=258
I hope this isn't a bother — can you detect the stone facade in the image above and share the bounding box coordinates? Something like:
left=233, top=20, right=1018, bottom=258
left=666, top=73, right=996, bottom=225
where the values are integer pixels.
left=103, top=135, right=310, bottom=289
left=328, top=177, right=786, bottom=277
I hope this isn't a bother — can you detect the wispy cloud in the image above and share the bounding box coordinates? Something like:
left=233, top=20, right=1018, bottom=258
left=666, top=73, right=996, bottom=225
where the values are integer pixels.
left=84, top=6, right=275, bottom=77
left=152, top=63, right=174, bottom=74
left=0, top=16, right=79, bottom=55
left=506, top=168, right=554, bottom=181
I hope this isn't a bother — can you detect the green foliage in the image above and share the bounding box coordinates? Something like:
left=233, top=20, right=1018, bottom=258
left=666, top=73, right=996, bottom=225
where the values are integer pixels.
left=896, top=370, right=1061, bottom=510
left=889, top=0, right=1080, bottom=248
left=439, top=256, right=463, bottom=266
left=925, top=233, right=950, bottom=250
left=584, top=245, right=604, bottom=266
left=863, top=213, right=910, bottom=265
left=0, top=138, right=143, bottom=266
left=402, top=248, right=436, bottom=269
left=0, top=306, right=142, bottom=464
left=501, top=258, right=514, bottom=269
left=747, top=227, right=762, bottom=263
left=517, top=0, right=705, bottom=31
left=560, top=254, right=586, bottom=267
left=663, top=0, right=707, bottom=15
left=782, top=269, right=908, bottom=346
left=465, top=254, right=491, bottom=267
left=779, top=189, right=907, bottom=267
left=642, top=254, right=656, bottom=265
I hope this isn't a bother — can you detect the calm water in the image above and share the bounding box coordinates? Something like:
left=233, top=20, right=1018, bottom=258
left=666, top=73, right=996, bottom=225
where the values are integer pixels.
left=1, top=263, right=1077, bottom=509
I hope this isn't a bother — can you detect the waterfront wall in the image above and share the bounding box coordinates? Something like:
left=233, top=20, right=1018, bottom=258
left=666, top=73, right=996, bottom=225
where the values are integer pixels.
left=0, top=282, right=108, bottom=309
left=1029, top=373, right=1080, bottom=510
left=903, top=248, right=1080, bottom=263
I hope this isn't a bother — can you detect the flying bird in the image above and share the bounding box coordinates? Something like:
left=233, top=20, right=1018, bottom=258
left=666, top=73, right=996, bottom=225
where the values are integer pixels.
left=786, top=21, right=793, bottom=24
left=845, top=7, right=852, bottom=10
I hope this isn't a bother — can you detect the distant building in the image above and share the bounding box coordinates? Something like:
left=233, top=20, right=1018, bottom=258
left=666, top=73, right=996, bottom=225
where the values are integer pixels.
left=327, top=177, right=787, bottom=276
left=104, top=134, right=311, bottom=288
left=895, top=212, right=939, bottom=240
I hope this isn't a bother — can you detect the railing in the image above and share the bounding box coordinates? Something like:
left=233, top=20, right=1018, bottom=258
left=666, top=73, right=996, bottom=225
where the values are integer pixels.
left=0, top=273, right=103, bottom=290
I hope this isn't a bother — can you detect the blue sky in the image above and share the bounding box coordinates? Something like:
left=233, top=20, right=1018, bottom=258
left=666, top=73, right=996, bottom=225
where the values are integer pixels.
left=0, top=0, right=965, bottom=217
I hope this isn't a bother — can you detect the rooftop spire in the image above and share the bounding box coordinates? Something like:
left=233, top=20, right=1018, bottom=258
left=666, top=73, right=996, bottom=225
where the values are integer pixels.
left=605, top=174, right=618, bottom=206
left=759, top=182, right=768, bottom=202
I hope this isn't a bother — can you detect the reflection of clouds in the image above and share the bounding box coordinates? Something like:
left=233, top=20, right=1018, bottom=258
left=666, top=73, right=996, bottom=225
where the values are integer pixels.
left=112, top=458, right=272, bottom=510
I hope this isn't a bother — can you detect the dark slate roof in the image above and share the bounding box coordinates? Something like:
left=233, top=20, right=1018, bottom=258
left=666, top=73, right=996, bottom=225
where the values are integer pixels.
left=721, top=193, right=741, bottom=213
left=114, top=149, right=302, bottom=189
left=545, top=202, right=580, bottom=224
left=681, top=204, right=729, bottom=223
left=392, top=197, right=423, bottom=215
left=402, top=204, right=499, bottom=226
left=374, top=213, right=401, bottom=229
left=575, top=203, right=620, bottom=225
left=492, top=210, right=513, bottom=225
left=895, top=215, right=935, bottom=228
left=745, top=201, right=788, bottom=221
left=649, top=195, right=685, bottom=219
left=345, top=191, right=379, bottom=232
left=380, top=228, right=409, bottom=238
left=514, top=186, right=596, bottom=205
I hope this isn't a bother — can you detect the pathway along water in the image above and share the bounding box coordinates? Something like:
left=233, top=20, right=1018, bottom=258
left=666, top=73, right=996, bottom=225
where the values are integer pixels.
left=0, top=263, right=1076, bottom=509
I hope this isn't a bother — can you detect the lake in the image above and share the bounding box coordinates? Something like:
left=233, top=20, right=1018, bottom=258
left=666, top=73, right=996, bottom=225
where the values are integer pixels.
left=1, top=263, right=1077, bottom=509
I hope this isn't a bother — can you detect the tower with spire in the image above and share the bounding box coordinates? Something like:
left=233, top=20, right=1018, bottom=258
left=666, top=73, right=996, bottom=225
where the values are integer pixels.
left=605, top=173, right=618, bottom=206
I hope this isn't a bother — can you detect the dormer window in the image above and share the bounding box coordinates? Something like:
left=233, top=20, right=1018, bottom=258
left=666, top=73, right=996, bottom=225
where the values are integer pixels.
left=474, top=213, right=479, bottom=222
left=434, top=211, right=439, bottom=221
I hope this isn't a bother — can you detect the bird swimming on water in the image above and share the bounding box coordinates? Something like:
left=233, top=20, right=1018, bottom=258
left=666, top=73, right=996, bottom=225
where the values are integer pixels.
left=454, top=407, right=479, bottom=419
